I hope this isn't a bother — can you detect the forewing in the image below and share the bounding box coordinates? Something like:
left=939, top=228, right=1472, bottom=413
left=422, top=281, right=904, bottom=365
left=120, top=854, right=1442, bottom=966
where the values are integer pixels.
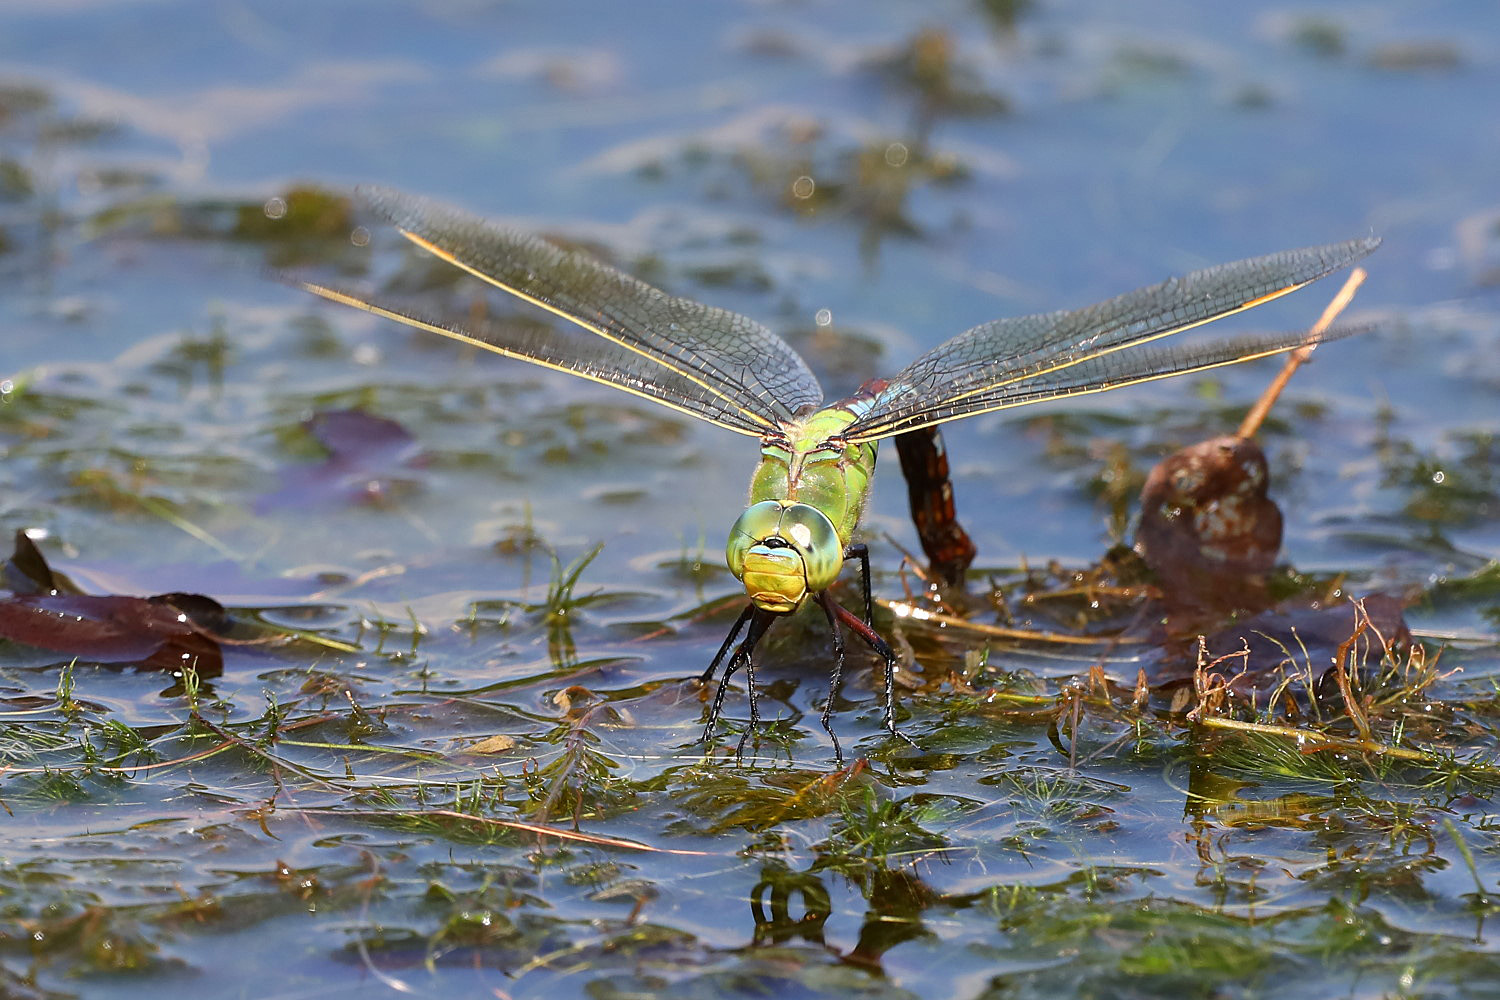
left=855, top=324, right=1368, bottom=436
left=844, top=237, right=1379, bottom=442
left=362, top=186, right=824, bottom=429
left=295, top=280, right=776, bottom=437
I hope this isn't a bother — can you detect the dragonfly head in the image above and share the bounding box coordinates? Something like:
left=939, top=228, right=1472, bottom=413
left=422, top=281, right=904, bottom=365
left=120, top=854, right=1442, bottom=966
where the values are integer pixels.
left=726, top=500, right=842, bottom=613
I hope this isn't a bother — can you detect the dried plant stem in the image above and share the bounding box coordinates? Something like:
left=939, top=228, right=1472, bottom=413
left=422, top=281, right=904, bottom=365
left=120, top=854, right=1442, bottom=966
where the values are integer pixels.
left=1194, top=715, right=1432, bottom=762
left=1237, top=267, right=1367, bottom=440
left=880, top=601, right=1144, bottom=645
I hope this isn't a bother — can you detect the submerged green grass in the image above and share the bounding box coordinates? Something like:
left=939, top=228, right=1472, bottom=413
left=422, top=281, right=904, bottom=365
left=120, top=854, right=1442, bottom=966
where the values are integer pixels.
left=4, top=570, right=1498, bottom=997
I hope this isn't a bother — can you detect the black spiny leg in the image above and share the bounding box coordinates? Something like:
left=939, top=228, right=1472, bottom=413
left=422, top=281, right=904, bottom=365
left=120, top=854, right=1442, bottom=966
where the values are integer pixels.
left=826, top=599, right=921, bottom=751
left=699, top=604, right=754, bottom=684
left=735, top=640, right=762, bottom=760
left=814, top=591, right=848, bottom=766
left=700, top=606, right=776, bottom=751
left=844, top=543, right=876, bottom=627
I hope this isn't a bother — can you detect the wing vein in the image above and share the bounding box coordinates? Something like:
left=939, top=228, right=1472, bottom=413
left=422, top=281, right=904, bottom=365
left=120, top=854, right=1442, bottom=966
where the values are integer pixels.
left=844, top=237, right=1379, bottom=442
left=295, top=280, right=770, bottom=437
left=363, top=187, right=824, bottom=428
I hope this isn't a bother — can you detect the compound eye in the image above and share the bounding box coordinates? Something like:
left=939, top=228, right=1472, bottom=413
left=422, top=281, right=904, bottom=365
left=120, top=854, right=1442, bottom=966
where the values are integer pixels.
left=726, top=500, right=787, bottom=577
left=779, top=504, right=841, bottom=592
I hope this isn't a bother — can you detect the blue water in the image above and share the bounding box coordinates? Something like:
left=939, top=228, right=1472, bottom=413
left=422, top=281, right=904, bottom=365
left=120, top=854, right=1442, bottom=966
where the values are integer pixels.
left=2, top=2, right=1498, bottom=997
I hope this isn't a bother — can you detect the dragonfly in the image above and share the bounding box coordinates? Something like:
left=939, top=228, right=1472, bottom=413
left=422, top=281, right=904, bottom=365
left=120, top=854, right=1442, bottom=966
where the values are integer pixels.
left=297, top=186, right=1378, bottom=762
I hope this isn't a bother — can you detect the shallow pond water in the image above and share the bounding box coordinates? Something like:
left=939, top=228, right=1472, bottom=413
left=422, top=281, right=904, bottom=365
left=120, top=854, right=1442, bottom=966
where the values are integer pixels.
left=2, top=2, right=1498, bottom=998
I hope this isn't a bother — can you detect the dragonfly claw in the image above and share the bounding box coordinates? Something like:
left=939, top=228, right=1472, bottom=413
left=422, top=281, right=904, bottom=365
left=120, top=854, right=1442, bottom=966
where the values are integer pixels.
left=889, top=724, right=922, bottom=753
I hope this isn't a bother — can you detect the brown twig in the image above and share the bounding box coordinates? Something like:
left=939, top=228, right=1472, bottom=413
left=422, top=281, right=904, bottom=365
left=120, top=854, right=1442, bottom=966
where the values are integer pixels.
left=879, top=600, right=1146, bottom=645
left=1237, top=267, right=1367, bottom=440
left=1194, top=715, right=1434, bottom=762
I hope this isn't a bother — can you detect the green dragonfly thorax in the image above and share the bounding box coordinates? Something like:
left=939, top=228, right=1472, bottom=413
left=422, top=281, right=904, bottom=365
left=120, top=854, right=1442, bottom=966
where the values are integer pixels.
left=726, top=402, right=880, bottom=612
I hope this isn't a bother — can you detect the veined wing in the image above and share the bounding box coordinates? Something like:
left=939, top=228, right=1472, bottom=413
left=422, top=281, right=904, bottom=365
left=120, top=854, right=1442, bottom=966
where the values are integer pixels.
left=843, top=237, right=1379, bottom=443
left=851, top=324, right=1368, bottom=437
left=359, top=186, right=824, bottom=432
left=295, top=280, right=787, bottom=436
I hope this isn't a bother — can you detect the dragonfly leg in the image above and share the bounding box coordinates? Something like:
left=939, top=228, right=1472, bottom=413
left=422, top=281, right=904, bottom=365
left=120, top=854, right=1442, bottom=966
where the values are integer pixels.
left=827, top=599, right=921, bottom=751
left=734, top=645, right=762, bottom=760
left=842, top=543, right=876, bottom=627
left=700, top=604, right=754, bottom=684
left=701, top=607, right=776, bottom=750
left=814, top=592, right=848, bottom=766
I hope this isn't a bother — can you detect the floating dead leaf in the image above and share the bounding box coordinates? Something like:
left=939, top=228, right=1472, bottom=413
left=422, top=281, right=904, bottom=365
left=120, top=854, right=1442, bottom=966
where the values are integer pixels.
left=464, top=734, right=519, bottom=754
left=0, top=531, right=225, bottom=674
left=2, top=530, right=79, bottom=595
left=258, top=408, right=425, bottom=511
left=0, top=592, right=225, bottom=674
left=552, top=684, right=600, bottom=717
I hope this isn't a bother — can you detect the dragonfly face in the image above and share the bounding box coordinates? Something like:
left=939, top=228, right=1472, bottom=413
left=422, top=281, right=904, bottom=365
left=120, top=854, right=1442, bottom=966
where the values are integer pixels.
left=726, top=500, right=842, bottom=613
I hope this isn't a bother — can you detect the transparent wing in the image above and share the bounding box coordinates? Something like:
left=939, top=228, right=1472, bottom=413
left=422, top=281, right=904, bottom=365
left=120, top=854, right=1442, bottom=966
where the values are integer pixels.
left=360, top=186, right=824, bottom=431
left=843, top=237, right=1379, bottom=443
left=854, top=324, right=1368, bottom=437
left=294, top=280, right=782, bottom=436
